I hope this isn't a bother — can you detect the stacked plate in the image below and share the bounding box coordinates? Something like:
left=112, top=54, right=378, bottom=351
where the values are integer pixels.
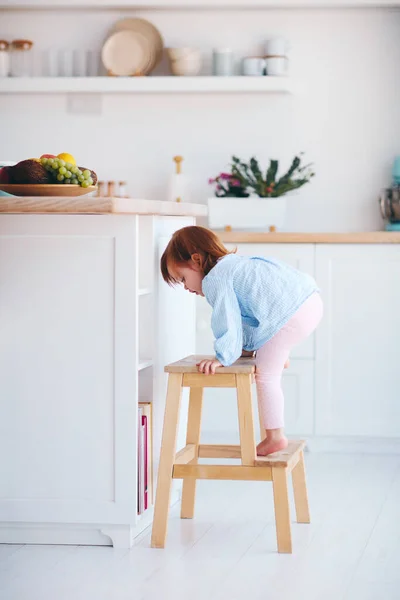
left=102, top=18, right=164, bottom=77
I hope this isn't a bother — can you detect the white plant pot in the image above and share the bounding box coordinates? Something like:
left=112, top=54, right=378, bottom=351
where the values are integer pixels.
left=207, top=195, right=287, bottom=231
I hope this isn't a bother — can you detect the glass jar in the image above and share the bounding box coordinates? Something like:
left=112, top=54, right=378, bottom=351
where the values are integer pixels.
left=10, top=39, right=34, bottom=77
left=118, top=181, right=128, bottom=197
left=0, top=41, right=10, bottom=77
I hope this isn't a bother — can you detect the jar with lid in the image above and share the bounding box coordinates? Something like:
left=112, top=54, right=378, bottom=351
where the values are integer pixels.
left=118, top=181, right=128, bottom=197
left=10, top=39, right=34, bottom=77
left=0, top=41, right=10, bottom=77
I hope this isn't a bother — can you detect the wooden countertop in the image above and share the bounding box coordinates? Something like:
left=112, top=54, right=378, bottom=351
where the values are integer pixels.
left=216, top=231, right=400, bottom=244
left=0, top=196, right=208, bottom=218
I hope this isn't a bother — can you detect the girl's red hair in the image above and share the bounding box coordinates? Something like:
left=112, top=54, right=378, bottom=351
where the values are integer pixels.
left=161, top=226, right=233, bottom=285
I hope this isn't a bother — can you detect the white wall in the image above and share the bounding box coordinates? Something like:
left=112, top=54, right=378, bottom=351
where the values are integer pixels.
left=1, top=8, right=400, bottom=231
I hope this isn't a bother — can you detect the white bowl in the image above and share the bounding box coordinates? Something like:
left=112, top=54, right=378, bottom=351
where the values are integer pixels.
left=167, top=47, right=198, bottom=61
left=168, top=50, right=202, bottom=76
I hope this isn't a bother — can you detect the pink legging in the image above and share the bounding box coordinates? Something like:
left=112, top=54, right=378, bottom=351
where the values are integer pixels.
left=255, top=292, right=323, bottom=430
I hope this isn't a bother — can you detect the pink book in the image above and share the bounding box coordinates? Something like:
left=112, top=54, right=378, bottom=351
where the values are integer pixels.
left=142, top=415, right=148, bottom=511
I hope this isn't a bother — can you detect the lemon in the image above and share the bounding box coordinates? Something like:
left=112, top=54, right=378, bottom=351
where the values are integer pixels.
left=57, top=153, right=76, bottom=165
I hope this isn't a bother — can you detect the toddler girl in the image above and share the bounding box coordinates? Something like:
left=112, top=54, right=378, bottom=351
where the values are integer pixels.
left=161, top=226, right=323, bottom=456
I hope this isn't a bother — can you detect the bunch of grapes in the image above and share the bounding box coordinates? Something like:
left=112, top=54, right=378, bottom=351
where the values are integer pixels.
left=40, top=157, right=93, bottom=188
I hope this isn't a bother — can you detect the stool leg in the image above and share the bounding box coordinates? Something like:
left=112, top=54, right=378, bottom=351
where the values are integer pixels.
left=151, top=373, right=183, bottom=549
left=181, top=387, right=203, bottom=519
left=291, top=450, right=310, bottom=523
left=272, top=467, right=292, bottom=553
left=257, top=396, right=266, bottom=442
left=236, top=374, right=256, bottom=465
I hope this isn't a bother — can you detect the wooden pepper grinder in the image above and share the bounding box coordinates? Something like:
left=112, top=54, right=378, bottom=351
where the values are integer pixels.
left=173, top=155, right=183, bottom=203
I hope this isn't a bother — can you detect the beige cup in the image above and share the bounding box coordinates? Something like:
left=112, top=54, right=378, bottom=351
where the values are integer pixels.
left=167, top=47, right=202, bottom=76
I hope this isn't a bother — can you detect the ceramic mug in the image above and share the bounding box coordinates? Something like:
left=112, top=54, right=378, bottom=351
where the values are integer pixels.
left=265, top=37, right=287, bottom=57
left=167, top=48, right=202, bottom=76
left=265, top=56, right=287, bottom=76
left=242, top=57, right=265, bottom=76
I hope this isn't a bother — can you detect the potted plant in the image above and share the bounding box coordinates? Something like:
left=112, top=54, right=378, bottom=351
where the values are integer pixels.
left=207, top=154, right=315, bottom=230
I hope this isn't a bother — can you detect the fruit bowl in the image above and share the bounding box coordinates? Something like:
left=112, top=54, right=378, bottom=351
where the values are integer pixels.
left=0, top=184, right=97, bottom=197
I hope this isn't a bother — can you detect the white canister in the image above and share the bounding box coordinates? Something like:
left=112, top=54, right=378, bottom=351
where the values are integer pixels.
left=212, top=48, right=235, bottom=76
left=0, top=40, right=10, bottom=77
left=265, top=56, right=287, bottom=76
left=242, top=56, right=265, bottom=76
left=265, top=37, right=287, bottom=57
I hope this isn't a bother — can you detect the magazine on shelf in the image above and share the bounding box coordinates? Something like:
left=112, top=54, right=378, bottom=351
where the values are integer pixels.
left=137, top=402, right=153, bottom=515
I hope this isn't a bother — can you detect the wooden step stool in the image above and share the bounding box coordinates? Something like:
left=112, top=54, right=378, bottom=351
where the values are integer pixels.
left=151, top=355, right=310, bottom=553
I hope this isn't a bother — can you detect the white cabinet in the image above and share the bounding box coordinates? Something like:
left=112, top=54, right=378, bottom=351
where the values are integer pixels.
left=0, top=213, right=196, bottom=547
left=197, top=243, right=316, bottom=439
left=315, top=244, right=400, bottom=437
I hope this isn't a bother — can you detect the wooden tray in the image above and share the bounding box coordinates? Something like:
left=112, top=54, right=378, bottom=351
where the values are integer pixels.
left=0, top=184, right=97, bottom=197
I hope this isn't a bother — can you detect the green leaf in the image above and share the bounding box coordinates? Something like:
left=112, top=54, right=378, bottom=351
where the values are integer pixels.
left=266, top=160, right=278, bottom=185
left=249, top=157, right=263, bottom=182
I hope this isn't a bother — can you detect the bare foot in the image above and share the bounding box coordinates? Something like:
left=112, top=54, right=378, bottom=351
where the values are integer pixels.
left=284, top=359, right=290, bottom=369
left=256, top=436, right=288, bottom=456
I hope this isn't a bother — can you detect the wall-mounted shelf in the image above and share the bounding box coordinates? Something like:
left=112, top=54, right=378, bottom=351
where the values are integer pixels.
left=1, top=0, right=399, bottom=8
left=0, top=76, right=295, bottom=95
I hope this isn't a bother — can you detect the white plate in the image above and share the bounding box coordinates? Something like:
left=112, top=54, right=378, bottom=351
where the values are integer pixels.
left=102, top=30, right=149, bottom=76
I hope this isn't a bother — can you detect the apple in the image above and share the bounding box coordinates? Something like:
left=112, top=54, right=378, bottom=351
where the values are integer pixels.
left=0, top=167, right=10, bottom=183
left=40, top=154, right=56, bottom=159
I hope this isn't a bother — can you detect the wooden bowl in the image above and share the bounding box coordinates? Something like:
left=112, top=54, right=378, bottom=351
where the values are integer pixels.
left=0, top=184, right=97, bottom=197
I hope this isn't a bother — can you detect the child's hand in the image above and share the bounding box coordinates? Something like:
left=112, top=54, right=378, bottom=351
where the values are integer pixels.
left=197, top=359, right=222, bottom=375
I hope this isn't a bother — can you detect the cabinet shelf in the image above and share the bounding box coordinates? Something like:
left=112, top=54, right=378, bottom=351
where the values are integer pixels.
left=138, top=288, right=152, bottom=296
left=138, top=359, right=153, bottom=371
left=0, top=76, right=295, bottom=95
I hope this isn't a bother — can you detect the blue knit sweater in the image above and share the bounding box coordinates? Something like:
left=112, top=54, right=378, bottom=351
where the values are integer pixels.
left=202, top=253, right=319, bottom=366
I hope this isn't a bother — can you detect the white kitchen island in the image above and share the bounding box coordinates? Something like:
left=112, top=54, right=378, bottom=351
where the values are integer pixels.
left=0, top=197, right=207, bottom=548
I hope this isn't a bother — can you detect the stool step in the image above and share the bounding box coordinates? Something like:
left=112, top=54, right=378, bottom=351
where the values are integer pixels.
left=175, top=440, right=306, bottom=470
left=173, top=464, right=272, bottom=481
left=165, top=354, right=255, bottom=374
left=255, top=440, right=306, bottom=470
left=198, top=444, right=242, bottom=459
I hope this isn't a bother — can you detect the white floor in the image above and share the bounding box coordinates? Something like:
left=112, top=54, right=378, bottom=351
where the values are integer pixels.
left=1, top=453, right=400, bottom=600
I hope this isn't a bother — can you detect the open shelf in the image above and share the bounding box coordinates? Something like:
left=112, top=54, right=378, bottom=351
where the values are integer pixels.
left=138, top=359, right=154, bottom=371
left=138, top=288, right=152, bottom=297
left=0, top=76, right=295, bottom=95
left=1, top=0, right=398, bottom=8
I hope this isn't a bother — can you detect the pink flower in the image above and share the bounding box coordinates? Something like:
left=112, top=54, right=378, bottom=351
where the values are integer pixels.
left=216, top=184, right=223, bottom=191
left=230, top=179, right=241, bottom=187
left=208, top=178, right=215, bottom=185
left=219, top=172, right=233, bottom=180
